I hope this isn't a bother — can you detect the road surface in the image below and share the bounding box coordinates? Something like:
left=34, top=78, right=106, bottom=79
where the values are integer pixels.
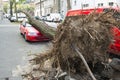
left=0, top=19, right=51, bottom=80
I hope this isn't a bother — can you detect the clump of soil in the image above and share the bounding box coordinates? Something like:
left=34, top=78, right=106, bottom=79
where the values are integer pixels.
left=21, top=9, right=120, bottom=80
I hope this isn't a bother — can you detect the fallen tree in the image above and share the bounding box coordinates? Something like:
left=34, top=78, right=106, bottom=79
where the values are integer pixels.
left=21, top=11, right=56, bottom=39
left=18, top=9, right=120, bottom=80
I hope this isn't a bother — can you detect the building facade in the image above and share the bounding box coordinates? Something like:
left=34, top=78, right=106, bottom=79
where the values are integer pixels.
left=72, top=0, right=120, bottom=10
left=34, top=0, right=120, bottom=17
left=52, top=0, right=60, bottom=13
left=34, top=0, right=61, bottom=17
left=60, top=0, right=67, bottom=17
left=34, top=0, right=51, bottom=17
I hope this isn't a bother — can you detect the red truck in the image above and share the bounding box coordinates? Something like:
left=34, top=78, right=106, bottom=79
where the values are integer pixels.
left=66, top=8, right=120, bottom=57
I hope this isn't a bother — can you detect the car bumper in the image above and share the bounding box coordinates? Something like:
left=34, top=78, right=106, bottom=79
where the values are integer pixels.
left=26, top=35, right=50, bottom=41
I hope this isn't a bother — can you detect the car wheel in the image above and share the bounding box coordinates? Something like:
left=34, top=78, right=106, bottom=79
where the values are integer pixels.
left=20, top=32, right=22, bottom=35
left=24, top=34, right=29, bottom=42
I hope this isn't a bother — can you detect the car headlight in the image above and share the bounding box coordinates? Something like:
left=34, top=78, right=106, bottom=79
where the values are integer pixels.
left=28, top=32, right=37, bottom=36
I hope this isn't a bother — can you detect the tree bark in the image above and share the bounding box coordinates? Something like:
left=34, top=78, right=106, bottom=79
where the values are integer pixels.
left=14, top=0, right=18, bottom=21
left=10, top=0, right=13, bottom=16
left=22, top=11, right=56, bottom=39
left=67, top=0, right=71, bottom=10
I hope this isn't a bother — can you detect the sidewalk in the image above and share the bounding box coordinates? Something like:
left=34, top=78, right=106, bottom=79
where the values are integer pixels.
left=0, top=18, right=11, bottom=24
left=0, top=18, right=19, bottom=26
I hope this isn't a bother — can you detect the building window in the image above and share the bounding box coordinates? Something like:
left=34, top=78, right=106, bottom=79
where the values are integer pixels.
left=98, top=3, right=103, bottom=7
left=109, top=2, right=114, bottom=6
left=82, top=4, right=89, bottom=8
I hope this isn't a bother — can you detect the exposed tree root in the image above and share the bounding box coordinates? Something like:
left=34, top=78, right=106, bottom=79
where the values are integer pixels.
left=18, top=9, right=120, bottom=80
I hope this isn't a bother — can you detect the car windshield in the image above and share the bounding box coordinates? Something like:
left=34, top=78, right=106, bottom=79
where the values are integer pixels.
left=26, top=23, right=32, bottom=27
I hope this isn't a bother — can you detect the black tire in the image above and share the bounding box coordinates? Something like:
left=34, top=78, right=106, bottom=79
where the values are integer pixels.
left=24, top=34, right=29, bottom=42
left=20, top=32, right=22, bottom=35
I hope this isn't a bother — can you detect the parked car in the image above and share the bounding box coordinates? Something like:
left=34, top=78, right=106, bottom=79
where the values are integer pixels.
left=35, top=16, right=41, bottom=20
left=45, top=13, right=63, bottom=22
left=9, top=15, right=17, bottom=22
left=9, top=13, right=26, bottom=22
left=34, top=16, right=59, bottom=29
left=40, top=16, right=47, bottom=21
left=45, top=21, right=60, bottom=28
left=4, top=13, right=10, bottom=18
left=66, top=8, right=120, bottom=56
left=18, top=16, right=26, bottom=22
left=20, top=20, right=50, bottom=42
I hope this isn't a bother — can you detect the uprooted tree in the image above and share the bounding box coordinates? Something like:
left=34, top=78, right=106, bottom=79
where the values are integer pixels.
left=19, top=9, right=120, bottom=80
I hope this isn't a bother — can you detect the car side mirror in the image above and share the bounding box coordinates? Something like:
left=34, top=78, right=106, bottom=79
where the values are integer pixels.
left=23, top=24, right=26, bottom=27
left=23, top=22, right=27, bottom=27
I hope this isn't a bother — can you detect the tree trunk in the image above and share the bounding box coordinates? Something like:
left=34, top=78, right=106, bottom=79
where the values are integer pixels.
left=22, top=11, right=56, bottom=39
left=10, top=0, right=13, bottom=16
left=14, top=0, right=18, bottom=21
left=67, top=0, right=71, bottom=10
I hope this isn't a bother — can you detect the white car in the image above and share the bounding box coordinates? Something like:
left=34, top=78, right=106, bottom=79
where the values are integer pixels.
left=10, top=15, right=17, bottom=22
left=45, top=21, right=59, bottom=28
left=10, top=13, right=26, bottom=22
left=17, top=13, right=26, bottom=22
left=45, top=13, right=63, bottom=22
left=4, top=13, right=10, bottom=18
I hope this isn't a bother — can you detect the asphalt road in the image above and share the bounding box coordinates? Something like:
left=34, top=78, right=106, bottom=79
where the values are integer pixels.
left=0, top=19, right=51, bottom=80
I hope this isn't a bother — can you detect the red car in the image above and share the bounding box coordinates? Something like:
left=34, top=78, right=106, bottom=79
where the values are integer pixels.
left=66, top=8, right=120, bottom=56
left=109, top=27, right=120, bottom=55
left=20, top=20, right=49, bottom=42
